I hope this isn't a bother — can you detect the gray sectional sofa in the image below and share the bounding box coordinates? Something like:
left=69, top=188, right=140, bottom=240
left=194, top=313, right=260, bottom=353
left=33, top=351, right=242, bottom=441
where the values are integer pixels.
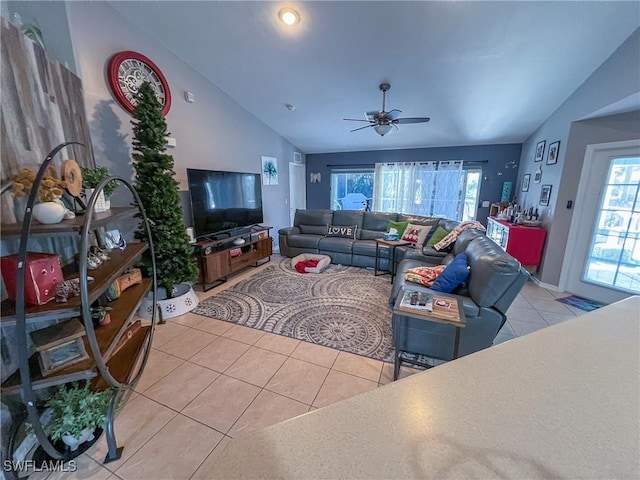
left=279, top=209, right=529, bottom=371
left=278, top=209, right=460, bottom=270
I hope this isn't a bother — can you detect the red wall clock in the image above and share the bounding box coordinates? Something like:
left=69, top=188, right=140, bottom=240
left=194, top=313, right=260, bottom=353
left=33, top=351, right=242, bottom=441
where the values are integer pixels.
left=107, top=51, right=172, bottom=116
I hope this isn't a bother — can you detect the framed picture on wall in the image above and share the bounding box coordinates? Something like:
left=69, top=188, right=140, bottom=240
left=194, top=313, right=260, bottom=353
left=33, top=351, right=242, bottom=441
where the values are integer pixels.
left=534, top=140, right=546, bottom=162
left=534, top=166, right=542, bottom=184
left=521, top=174, right=531, bottom=192
left=547, top=141, right=560, bottom=165
left=539, top=185, right=552, bottom=206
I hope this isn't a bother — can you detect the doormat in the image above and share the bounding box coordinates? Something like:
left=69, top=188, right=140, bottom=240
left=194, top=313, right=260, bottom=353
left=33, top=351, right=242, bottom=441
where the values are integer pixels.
left=555, top=295, right=607, bottom=312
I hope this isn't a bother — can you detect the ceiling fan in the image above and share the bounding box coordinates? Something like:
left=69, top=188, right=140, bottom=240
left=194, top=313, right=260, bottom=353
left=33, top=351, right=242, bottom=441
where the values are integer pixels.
left=344, top=83, right=430, bottom=136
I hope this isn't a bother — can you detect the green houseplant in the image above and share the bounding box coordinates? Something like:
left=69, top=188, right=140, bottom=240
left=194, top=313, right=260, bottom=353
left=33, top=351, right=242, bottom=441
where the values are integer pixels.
left=44, top=382, right=112, bottom=450
left=81, top=166, right=119, bottom=198
left=131, top=82, right=198, bottom=300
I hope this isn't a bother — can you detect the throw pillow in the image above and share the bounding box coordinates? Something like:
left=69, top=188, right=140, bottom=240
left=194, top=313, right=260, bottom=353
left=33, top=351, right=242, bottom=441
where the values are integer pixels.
left=326, top=224, right=357, bottom=239
left=386, top=220, right=409, bottom=237
left=401, top=223, right=433, bottom=246
left=431, top=253, right=470, bottom=293
left=404, top=265, right=447, bottom=287
left=426, top=226, right=449, bottom=248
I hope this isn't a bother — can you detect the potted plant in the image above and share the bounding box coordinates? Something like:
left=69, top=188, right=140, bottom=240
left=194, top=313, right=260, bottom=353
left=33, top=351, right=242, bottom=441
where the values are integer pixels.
left=11, top=167, right=68, bottom=223
left=81, top=165, right=119, bottom=212
left=131, top=82, right=199, bottom=319
left=44, top=381, right=112, bottom=451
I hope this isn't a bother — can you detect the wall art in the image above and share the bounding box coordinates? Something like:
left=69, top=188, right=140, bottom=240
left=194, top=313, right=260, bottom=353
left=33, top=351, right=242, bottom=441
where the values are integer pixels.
left=539, top=185, right=552, bottom=206
left=534, top=140, right=546, bottom=162
left=261, top=156, right=279, bottom=185
left=534, top=166, right=543, bottom=184
left=547, top=141, right=560, bottom=165
left=522, top=174, right=531, bottom=192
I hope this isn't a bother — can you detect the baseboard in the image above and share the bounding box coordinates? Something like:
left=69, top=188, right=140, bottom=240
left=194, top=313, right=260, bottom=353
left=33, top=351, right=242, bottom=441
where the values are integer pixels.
left=530, top=276, right=561, bottom=291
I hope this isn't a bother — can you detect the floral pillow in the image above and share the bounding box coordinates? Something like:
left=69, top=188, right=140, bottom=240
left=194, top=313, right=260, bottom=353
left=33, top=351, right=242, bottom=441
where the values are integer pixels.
left=401, top=223, right=433, bottom=246
left=404, top=264, right=447, bottom=287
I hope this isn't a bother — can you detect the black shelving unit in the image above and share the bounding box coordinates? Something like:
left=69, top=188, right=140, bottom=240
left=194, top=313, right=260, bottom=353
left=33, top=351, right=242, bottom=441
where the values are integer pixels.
left=1, top=143, right=158, bottom=477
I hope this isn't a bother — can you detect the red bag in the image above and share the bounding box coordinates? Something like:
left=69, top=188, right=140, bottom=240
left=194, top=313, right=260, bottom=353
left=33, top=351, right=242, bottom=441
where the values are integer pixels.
left=1, top=253, right=63, bottom=305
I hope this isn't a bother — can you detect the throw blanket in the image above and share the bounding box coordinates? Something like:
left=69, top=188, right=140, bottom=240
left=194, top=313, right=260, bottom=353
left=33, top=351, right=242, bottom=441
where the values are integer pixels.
left=433, top=221, right=486, bottom=251
left=295, top=259, right=319, bottom=273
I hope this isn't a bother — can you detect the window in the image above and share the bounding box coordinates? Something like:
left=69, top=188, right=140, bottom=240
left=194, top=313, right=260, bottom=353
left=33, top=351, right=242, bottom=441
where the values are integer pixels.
left=584, top=156, right=640, bottom=293
left=373, top=161, right=478, bottom=221
left=330, top=169, right=374, bottom=210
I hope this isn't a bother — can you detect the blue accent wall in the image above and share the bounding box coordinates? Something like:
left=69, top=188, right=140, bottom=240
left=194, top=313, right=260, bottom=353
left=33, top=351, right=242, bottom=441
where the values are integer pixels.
left=306, top=144, right=522, bottom=225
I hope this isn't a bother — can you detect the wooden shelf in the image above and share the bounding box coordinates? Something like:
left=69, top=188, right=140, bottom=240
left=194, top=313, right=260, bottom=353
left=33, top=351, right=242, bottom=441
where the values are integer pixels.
left=0, top=243, right=147, bottom=325
left=91, top=326, right=150, bottom=391
left=0, top=207, right=137, bottom=238
left=0, top=278, right=152, bottom=395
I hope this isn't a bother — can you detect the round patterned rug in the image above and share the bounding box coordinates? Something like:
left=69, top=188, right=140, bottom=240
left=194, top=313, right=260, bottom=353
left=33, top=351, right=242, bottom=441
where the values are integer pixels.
left=193, top=257, right=397, bottom=362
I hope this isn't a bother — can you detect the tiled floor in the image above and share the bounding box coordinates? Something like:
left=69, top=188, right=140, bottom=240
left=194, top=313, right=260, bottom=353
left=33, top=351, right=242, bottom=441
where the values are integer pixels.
left=56, top=256, right=585, bottom=479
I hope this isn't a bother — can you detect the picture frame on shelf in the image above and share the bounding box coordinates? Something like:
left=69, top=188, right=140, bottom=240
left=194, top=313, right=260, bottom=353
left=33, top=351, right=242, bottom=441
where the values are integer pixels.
left=522, top=174, right=531, bottom=192
left=534, top=140, right=546, bottom=162
left=547, top=141, right=560, bottom=165
left=539, top=185, right=552, bottom=206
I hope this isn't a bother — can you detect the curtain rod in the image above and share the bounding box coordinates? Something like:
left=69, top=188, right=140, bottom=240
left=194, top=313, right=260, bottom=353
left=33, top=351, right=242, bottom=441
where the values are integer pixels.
left=327, top=160, right=488, bottom=168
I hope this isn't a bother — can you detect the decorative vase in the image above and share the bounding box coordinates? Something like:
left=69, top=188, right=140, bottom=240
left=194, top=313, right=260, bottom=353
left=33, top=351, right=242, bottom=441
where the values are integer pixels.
left=13, top=196, right=28, bottom=223
left=137, top=282, right=199, bottom=320
left=61, top=427, right=95, bottom=451
left=32, top=202, right=65, bottom=224
left=84, top=188, right=109, bottom=213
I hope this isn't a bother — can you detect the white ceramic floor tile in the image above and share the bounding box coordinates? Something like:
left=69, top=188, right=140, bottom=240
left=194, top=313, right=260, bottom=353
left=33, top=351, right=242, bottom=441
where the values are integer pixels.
left=538, top=310, right=577, bottom=325
left=507, top=319, right=548, bottom=337
left=506, top=306, right=548, bottom=325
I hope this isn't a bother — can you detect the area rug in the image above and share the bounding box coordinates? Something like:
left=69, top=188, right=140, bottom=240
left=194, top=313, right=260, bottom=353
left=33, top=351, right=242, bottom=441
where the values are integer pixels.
left=193, top=258, right=398, bottom=362
left=556, top=295, right=607, bottom=312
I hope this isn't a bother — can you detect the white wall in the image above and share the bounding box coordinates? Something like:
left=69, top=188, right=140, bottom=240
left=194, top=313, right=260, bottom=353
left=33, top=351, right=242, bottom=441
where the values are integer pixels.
left=64, top=1, right=300, bottom=249
left=515, top=28, right=640, bottom=287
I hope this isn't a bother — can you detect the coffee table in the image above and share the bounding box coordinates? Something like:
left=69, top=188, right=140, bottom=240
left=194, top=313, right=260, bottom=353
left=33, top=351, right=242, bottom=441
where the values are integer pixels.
left=374, top=239, right=412, bottom=282
left=392, top=287, right=466, bottom=380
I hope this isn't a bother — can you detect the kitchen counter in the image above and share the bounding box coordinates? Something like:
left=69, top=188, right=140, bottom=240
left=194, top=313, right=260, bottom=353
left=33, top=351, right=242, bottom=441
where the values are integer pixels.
left=209, top=296, right=640, bottom=479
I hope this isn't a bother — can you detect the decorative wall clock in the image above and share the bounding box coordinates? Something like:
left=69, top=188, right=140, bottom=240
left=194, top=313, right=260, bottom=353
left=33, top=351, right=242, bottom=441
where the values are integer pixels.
left=107, top=51, right=171, bottom=116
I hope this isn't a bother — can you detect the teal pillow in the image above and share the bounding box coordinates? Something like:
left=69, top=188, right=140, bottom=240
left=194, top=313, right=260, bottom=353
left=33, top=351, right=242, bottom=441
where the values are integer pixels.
left=426, top=226, right=449, bottom=247
left=386, top=220, right=409, bottom=237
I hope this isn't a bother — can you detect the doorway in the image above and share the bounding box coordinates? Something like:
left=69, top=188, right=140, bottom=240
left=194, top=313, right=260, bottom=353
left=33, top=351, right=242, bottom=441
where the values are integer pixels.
left=289, top=163, right=306, bottom=225
left=564, top=140, right=640, bottom=303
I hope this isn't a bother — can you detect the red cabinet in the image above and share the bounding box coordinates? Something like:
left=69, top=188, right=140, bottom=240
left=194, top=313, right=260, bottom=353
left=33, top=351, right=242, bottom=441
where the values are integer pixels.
left=487, top=217, right=547, bottom=268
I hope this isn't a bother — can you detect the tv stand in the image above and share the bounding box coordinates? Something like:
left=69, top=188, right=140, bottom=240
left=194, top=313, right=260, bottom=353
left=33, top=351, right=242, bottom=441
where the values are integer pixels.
left=193, top=226, right=272, bottom=291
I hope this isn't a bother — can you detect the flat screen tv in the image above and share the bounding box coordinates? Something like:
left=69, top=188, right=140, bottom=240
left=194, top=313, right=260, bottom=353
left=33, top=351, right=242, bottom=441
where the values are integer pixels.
left=187, top=168, right=263, bottom=239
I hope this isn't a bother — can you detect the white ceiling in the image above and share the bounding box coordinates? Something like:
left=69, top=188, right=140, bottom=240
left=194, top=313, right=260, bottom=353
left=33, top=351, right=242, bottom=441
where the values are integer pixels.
left=109, top=1, right=639, bottom=154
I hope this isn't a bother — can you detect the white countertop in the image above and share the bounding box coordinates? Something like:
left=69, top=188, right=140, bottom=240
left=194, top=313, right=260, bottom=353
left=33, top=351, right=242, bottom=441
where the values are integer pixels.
left=210, top=296, right=640, bottom=479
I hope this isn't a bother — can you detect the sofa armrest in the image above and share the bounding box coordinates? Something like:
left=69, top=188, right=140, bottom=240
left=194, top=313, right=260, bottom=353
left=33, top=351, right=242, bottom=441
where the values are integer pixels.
left=278, top=226, right=301, bottom=236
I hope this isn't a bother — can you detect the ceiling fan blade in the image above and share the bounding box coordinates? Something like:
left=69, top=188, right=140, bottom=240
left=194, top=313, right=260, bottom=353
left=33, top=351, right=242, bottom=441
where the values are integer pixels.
left=350, top=124, right=375, bottom=132
left=343, top=118, right=373, bottom=122
left=394, top=117, right=431, bottom=124
left=386, top=109, right=402, bottom=120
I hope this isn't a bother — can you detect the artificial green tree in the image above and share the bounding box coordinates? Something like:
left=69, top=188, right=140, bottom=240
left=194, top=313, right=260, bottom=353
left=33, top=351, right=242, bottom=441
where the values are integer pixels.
left=131, top=82, right=197, bottom=296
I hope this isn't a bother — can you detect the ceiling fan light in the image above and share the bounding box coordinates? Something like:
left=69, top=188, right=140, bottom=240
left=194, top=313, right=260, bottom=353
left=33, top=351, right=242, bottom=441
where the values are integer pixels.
left=278, top=8, right=300, bottom=26
left=374, top=124, right=392, bottom=136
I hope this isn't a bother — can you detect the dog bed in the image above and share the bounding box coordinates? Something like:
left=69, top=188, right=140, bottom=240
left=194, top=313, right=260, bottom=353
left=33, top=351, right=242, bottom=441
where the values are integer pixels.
left=291, top=253, right=331, bottom=274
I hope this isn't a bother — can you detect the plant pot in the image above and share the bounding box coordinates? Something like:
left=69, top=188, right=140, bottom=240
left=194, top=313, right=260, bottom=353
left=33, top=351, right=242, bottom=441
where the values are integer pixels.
left=137, top=282, right=199, bottom=320
left=32, top=202, right=65, bottom=224
left=61, top=427, right=95, bottom=452
left=84, top=188, right=109, bottom=213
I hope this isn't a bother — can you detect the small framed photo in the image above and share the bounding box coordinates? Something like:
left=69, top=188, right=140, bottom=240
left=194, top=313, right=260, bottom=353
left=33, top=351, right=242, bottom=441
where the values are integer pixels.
left=539, top=185, right=552, bottom=206
left=547, top=141, right=560, bottom=165
left=521, top=174, right=531, bottom=192
left=534, top=140, right=546, bottom=162
left=534, top=166, right=542, bottom=184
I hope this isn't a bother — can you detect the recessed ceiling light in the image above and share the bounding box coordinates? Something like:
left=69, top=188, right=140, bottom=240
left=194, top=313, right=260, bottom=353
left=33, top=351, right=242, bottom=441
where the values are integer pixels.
left=278, top=8, right=300, bottom=26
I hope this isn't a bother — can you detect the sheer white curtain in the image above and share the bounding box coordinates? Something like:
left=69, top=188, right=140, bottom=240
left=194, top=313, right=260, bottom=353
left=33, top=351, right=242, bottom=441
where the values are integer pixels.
left=373, top=161, right=464, bottom=219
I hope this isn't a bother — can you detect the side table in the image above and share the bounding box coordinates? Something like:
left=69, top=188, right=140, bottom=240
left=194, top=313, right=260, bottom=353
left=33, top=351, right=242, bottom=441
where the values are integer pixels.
left=392, top=287, right=466, bottom=380
left=374, top=239, right=412, bottom=282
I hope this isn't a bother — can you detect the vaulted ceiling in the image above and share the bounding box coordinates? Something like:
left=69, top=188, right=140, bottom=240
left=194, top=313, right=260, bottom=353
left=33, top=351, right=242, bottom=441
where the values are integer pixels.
left=110, top=1, right=640, bottom=154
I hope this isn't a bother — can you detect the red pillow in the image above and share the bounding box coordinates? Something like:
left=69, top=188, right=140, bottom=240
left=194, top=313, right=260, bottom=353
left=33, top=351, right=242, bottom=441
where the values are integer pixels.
left=404, top=264, right=447, bottom=286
